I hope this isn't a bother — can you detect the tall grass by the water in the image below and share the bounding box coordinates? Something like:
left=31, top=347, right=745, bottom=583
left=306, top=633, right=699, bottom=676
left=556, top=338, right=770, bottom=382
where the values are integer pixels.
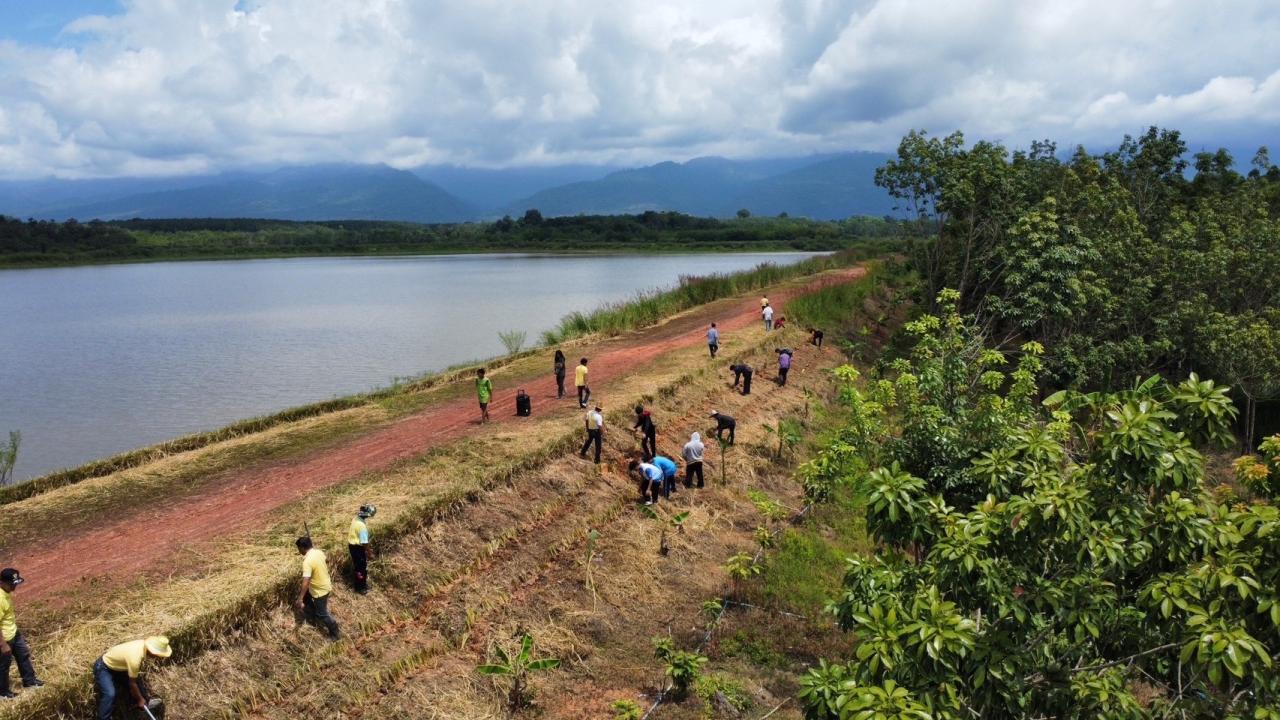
left=538, top=243, right=895, bottom=345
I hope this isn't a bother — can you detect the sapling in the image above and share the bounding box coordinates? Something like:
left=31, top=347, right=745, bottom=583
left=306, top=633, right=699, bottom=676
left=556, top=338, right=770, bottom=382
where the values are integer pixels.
left=724, top=552, right=760, bottom=599
left=476, top=633, right=561, bottom=716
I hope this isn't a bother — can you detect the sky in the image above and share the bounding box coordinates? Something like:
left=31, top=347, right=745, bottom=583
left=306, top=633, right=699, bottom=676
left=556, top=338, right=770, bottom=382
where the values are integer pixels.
left=0, top=0, right=1277, bottom=178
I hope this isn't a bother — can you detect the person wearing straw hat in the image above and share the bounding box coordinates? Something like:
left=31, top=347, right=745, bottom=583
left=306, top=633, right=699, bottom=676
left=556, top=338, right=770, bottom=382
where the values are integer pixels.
left=0, top=568, right=42, bottom=700
left=94, top=636, right=171, bottom=719
left=349, top=505, right=377, bottom=595
left=294, top=536, right=341, bottom=640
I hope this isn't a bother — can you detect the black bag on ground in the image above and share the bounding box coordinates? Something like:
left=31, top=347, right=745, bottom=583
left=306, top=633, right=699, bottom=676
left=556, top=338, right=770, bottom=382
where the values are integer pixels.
left=515, top=389, right=532, bottom=417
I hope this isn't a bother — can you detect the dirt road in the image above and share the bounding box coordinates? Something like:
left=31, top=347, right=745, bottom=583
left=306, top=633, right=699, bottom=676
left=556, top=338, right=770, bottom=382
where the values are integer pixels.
left=9, top=268, right=863, bottom=605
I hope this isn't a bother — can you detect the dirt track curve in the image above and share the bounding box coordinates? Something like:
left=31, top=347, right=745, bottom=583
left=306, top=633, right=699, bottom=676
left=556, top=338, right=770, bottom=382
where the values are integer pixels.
left=9, top=267, right=864, bottom=605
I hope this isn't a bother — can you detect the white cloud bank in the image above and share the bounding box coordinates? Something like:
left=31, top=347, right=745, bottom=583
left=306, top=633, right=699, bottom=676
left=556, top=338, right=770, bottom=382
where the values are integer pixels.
left=0, top=0, right=1277, bottom=177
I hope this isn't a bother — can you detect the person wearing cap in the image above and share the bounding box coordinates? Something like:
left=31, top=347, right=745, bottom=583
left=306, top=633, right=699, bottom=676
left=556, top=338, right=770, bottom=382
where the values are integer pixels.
left=575, top=358, right=591, bottom=408
left=579, top=404, right=604, bottom=464
left=0, top=568, right=41, bottom=700
left=349, top=505, right=376, bottom=595
left=710, top=411, right=736, bottom=445
left=295, top=536, right=341, bottom=640
left=93, top=636, right=171, bottom=719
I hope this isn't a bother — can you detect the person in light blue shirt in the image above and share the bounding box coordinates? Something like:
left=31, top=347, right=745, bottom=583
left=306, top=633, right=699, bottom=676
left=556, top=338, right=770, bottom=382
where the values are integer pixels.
left=706, top=323, right=720, bottom=358
left=651, top=455, right=678, bottom=498
left=629, top=460, right=664, bottom=505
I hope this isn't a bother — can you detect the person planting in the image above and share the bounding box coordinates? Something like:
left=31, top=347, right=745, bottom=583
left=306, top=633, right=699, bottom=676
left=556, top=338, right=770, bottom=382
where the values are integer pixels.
left=93, top=636, right=171, bottom=720
left=0, top=568, right=42, bottom=700
left=575, top=357, right=591, bottom=408
left=710, top=411, right=736, bottom=445
left=633, top=405, right=657, bottom=460
left=808, top=327, right=824, bottom=347
left=294, top=536, right=340, bottom=640
left=776, top=347, right=793, bottom=386
left=579, top=404, right=604, bottom=464
left=348, top=504, right=376, bottom=595
left=729, top=363, right=753, bottom=395
left=682, top=432, right=705, bottom=488
left=475, top=368, right=493, bottom=424
left=629, top=459, right=664, bottom=506
left=651, top=455, right=679, bottom=498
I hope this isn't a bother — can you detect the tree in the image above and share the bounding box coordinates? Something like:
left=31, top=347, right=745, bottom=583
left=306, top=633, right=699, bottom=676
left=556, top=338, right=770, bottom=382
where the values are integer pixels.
left=521, top=208, right=543, bottom=225
left=801, top=293, right=1278, bottom=719
left=737, top=208, right=751, bottom=219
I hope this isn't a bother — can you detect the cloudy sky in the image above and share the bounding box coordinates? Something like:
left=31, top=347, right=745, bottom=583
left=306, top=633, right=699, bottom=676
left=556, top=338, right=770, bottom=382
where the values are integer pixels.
left=0, top=0, right=1277, bottom=178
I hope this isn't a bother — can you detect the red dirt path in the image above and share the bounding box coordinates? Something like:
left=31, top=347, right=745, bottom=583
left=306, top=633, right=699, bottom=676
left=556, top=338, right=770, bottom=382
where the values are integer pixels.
left=11, top=268, right=864, bottom=605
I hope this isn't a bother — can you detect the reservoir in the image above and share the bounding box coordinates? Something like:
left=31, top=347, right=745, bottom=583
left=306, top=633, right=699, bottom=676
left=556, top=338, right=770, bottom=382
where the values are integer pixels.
left=0, top=252, right=816, bottom=482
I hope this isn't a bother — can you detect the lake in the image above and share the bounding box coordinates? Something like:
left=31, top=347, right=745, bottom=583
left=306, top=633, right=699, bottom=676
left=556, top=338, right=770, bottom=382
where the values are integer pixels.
left=0, top=252, right=817, bottom=482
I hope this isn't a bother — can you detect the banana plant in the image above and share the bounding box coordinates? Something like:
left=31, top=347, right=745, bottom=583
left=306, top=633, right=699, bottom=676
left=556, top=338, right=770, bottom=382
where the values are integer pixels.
left=477, top=633, right=561, bottom=715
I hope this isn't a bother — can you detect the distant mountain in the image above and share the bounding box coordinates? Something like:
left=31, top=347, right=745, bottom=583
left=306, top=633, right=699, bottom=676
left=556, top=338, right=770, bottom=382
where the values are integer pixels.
left=500, top=153, right=894, bottom=220
left=413, top=164, right=619, bottom=214
left=11, top=165, right=475, bottom=223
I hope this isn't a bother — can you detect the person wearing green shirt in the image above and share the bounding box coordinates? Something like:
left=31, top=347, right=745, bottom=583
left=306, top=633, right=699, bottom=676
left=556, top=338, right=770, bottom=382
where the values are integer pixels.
left=0, top=568, right=42, bottom=700
left=476, top=368, right=493, bottom=424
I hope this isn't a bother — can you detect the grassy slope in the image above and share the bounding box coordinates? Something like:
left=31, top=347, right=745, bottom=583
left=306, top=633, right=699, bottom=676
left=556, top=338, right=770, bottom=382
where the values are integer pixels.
left=0, top=264, right=887, bottom=720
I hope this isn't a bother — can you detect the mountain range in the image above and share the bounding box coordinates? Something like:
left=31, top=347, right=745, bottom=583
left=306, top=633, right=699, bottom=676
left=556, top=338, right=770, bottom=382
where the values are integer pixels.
left=0, top=152, right=897, bottom=223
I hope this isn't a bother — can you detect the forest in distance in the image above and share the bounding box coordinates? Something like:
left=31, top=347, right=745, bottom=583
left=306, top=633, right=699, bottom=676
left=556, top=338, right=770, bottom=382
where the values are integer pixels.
left=0, top=210, right=922, bottom=267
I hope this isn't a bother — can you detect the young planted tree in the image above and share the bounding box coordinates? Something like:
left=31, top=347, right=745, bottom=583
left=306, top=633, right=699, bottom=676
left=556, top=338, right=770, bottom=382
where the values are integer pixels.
left=800, top=292, right=1278, bottom=719
left=476, top=633, right=561, bottom=716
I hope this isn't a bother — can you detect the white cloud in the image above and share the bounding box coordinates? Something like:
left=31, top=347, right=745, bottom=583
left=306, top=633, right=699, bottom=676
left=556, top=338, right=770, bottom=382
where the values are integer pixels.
left=0, top=0, right=1276, bottom=178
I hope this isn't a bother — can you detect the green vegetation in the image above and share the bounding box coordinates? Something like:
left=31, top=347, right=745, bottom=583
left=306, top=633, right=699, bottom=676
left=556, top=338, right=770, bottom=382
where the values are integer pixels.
left=794, top=292, right=1279, bottom=718
left=0, top=212, right=919, bottom=267
left=476, top=633, right=561, bottom=715
left=0, top=431, right=18, bottom=485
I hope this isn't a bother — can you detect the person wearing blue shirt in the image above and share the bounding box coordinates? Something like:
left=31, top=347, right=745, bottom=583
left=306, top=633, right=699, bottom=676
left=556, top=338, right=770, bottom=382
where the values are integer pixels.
left=651, top=455, right=678, bottom=498
left=629, top=460, right=665, bottom=505
left=706, top=323, right=720, bottom=358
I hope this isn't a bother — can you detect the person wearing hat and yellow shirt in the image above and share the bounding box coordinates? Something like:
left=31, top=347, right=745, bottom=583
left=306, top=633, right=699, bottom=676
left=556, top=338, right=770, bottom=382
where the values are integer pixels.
left=348, top=505, right=376, bottom=595
left=294, top=536, right=341, bottom=639
left=94, top=636, right=171, bottom=719
left=0, top=568, right=42, bottom=700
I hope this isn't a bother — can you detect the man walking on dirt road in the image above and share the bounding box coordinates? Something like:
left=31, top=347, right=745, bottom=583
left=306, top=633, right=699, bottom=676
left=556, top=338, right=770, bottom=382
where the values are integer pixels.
left=94, top=636, right=171, bottom=720
left=295, top=536, right=341, bottom=640
left=580, top=404, right=604, bottom=464
left=682, top=432, right=705, bottom=488
left=707, top=323, right=720, bottom=358
left=633, top=405, right=657, bottom=460
left=349, top=505, right=376, bottom=595
left=729, top=363, right=753, bottom=395
left=762, top=303, right=774, bottom=332
left=475, top=368, right=493, bottom=424
left=710, top=411, right=736, bottom=445
left=575, top=358, right=591, bottom=408
left=0, top=568, right=42, bottom=700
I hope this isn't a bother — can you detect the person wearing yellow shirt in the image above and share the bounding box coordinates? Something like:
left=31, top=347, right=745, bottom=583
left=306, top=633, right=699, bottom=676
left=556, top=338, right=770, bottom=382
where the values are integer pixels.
left=574, top=357, right=590, bottom=408
left=93, top=636, right=171, bottom=720
left=0, top=568, right=42, bottom=700
left=294, top=536, right=341, bottom=640
left=348, top=505, right=376, bottom=595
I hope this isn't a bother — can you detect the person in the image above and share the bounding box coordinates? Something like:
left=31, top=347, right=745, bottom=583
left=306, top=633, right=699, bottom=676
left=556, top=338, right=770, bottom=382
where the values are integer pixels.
left=633, top=405, right=657, bottom=460
left=475, top=368, right=493, bottom=424
left=760, top=295, right=769, bottom=310
left=579, top=404, right=604, bottom=464
left=682, top=432, right=705, bottom=488
left=762, top=303, right=774, bottom=332
left=629, top=459, right=664, bottom=505
left=94, top=636, right=171, bottom=720
left=710, top=411, right=736, bottom=445
left=553, top=350, right=567, bottom=398
left=706, top=323, right=720, bottom=358
left=776, top=348, right=793, bottom=386
left=0, top=568, right=41, bottom=700
left=652, top=455, right=678, bottom=498
left=575, top=358, right=591, bottom=408
left=774, top=315, right=786, bottom=330
left=348, top=505, right=376, bottom=595
left=729, top=362, right=753, bottom=395
left=808, top=327, right=824, bottom=347
left=295, top=536, right=340, bottom=640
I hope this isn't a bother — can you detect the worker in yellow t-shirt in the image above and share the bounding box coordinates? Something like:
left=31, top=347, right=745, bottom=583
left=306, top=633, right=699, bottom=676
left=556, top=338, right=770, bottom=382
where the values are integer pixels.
left=348, top=505, right=376, bottom=595
left=93, top=636, right=171, bottom=719
left=0, top=568, right=42, bottom=699
left=294, top=536, right=340, bottom=640
left=575, top=357, right=590, bottom=408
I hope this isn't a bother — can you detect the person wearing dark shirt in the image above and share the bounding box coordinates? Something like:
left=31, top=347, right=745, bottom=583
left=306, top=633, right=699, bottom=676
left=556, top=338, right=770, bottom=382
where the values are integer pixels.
left=709, top=411, right=736, bottom=445
left=808, top=328, right=824, bottom=347
left=553, top=350, right=567, bottom=398
left=633, top=405, right=657, bottom=460
left=729, top=363, right=753, bottom=395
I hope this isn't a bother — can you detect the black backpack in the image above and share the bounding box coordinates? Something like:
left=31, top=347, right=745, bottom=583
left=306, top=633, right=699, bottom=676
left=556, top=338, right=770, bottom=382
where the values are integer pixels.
left=515, top=389, right=532, bottom=417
